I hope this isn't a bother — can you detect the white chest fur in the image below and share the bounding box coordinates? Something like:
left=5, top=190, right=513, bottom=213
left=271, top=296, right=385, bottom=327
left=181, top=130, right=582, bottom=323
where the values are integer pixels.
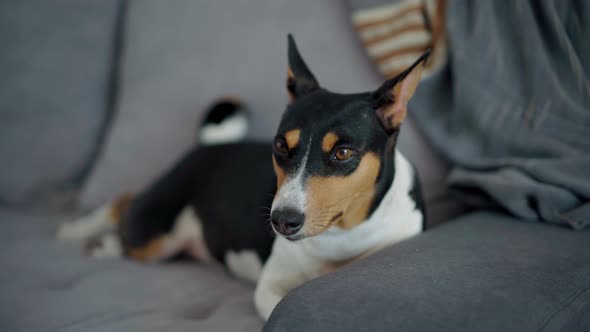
left=255, top=150, right=423, bottom=319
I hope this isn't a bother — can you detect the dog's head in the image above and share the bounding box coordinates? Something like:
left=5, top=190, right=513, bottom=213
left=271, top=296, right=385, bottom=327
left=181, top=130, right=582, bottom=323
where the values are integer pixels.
left=270, top=35, right=429, bottom=240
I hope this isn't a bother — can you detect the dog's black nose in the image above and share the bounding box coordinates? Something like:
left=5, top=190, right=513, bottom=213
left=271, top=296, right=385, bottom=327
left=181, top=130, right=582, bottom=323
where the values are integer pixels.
left=270, top=209, right=304, bottom=236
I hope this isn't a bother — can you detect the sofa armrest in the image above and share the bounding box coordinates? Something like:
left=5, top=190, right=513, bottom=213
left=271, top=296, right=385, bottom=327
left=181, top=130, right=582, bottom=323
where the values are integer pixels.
left=264, top=212, right=590, bottom=332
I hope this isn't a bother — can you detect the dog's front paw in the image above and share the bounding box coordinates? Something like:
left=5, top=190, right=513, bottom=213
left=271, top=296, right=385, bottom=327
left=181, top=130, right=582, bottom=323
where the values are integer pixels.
left=254, top=284, right=284, bottom=321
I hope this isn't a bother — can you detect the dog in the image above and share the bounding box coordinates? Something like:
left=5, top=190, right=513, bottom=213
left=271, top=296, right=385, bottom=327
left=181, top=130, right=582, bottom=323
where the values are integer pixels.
left=58, top=35, right=428, bottom=320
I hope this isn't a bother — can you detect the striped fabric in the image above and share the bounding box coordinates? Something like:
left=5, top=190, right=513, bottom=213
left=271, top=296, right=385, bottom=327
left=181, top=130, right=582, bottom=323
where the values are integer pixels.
left=352, top=0, right=447, bottom=78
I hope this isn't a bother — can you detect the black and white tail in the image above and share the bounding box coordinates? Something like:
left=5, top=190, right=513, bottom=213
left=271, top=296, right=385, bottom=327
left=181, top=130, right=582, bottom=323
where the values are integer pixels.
left=198, top=98, right=250, bottom=146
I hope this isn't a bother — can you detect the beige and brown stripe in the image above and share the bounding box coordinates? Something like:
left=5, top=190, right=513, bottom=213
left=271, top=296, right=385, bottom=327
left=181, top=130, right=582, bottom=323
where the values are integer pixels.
left=352, top=0, right=447, bottom=79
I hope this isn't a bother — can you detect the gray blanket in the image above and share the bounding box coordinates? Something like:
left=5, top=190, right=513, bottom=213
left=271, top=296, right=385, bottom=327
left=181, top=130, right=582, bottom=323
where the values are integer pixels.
left=348, top=0, right=590, bottom=229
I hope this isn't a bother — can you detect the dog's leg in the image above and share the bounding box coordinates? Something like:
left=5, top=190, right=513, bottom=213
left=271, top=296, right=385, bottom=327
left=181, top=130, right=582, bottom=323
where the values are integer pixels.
left=65, top=204, right=212, bottom=262
left=57, top=194, right=133, bottom=259
left=225, top=250, right=264, bottom=284
left=254, top=279, right=286, bottom=321
left=254, top=239, right=309, bottom=320
left=59, top=143, right=217, bottom=262
left=124, top=206, right=212, bottom=263
left=56, top=204, right=114, bottom=242
left=57, top=194, right=132, bottom=243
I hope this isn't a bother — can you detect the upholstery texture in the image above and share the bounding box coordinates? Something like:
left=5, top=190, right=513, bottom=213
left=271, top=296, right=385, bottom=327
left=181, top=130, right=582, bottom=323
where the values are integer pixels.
left=348, top=0, right=590, bottom=229
left=266, top=211, right=590, bottom=332
left=0, top=207, right=263, bottom=332
left=0, top=1, right=121, bottom=208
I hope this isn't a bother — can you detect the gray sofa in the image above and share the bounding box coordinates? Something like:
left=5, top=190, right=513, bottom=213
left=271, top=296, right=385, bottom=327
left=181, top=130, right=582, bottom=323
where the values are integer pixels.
left=2, top=1, right=588, bottom=332
left=266, top=212, right=590, bottom=331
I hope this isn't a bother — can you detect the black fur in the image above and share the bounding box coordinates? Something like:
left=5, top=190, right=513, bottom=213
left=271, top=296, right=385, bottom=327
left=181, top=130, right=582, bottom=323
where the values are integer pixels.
left=202, top=100, right=244, bottom=125
left=189, top=144, right=275, bottom=263
left=287, top=34, right=319, bottom=98
left=274, top=89, right=397, bottom=219
left=409, top=164, right=427, bottom=230
left=118, top=36, right=427, bottom=266
left=273, top=36, right=428, bottom=223
left=119, top=143, right=276, bottom=262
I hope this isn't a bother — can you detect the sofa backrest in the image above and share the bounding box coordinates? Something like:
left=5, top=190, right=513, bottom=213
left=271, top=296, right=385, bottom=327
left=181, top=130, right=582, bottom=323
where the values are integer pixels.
left=0, top=1, right=124, bottom=209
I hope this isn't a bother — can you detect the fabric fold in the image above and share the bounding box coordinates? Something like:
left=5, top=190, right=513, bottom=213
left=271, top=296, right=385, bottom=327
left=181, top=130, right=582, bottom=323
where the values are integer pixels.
left=347, top=0, right=590, bottom=229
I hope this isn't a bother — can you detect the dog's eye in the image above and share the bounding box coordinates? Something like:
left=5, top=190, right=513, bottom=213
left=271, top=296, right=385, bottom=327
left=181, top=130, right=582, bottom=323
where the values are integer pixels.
left=334, top=148, right=354, bottom=161
left=274, top=138, right=289, bottom=155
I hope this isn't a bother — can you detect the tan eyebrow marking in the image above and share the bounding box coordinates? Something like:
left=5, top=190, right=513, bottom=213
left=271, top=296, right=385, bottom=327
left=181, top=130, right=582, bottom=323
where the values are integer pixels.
left=284, top=129, right=301, bottom=149
left=321, top=132, right=339, bottom=153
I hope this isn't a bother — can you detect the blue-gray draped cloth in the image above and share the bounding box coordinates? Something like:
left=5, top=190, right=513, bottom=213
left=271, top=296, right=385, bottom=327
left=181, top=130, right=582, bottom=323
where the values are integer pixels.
left=348, top=0, right=590, bottom=229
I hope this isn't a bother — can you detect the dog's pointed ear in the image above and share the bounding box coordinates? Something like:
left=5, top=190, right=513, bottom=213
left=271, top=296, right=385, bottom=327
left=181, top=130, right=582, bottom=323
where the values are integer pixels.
left=371, top=50, right=430, bottom=134
left=287, top=34, right=319, bottom=102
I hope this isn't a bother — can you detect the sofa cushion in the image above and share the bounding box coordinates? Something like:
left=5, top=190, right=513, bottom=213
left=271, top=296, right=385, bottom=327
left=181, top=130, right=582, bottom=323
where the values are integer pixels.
left=0, top=207, right=263, bottom=331
left=0, top=1, right=122, bottom=208
left=265, top=211, right=590, bottom=332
